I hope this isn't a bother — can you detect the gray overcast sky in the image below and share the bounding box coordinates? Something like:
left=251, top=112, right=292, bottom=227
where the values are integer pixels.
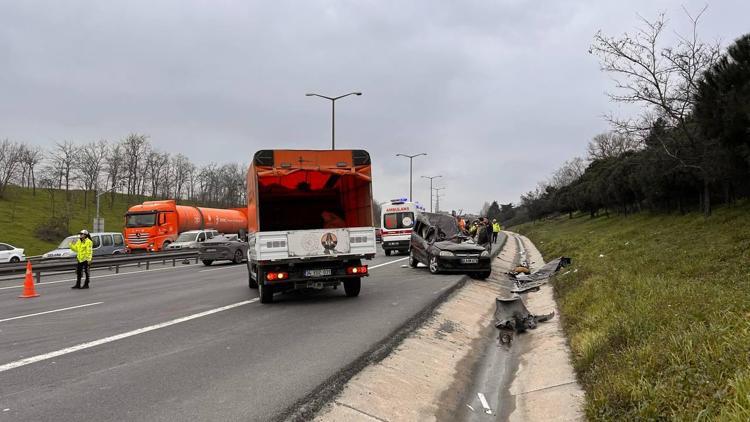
left=1, top=1, right=748, bottom=213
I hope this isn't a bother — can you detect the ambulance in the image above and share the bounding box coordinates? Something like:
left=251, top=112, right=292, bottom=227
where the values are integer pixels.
left=380, top=198, right=425, bottom=256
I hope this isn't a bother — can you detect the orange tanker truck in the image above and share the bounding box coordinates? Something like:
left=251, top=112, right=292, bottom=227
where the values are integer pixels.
left=245, top=149, right=377, bottom=303
left=124, top=200, right=248, bottom=252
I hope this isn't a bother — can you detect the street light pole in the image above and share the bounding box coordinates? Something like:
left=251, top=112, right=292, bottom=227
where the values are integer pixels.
left=95, top=188, right=107, bottom=231
left=421, top=175, right=442, bottom=212
left=306, top=92, right=362, bottom=150
left=396, top=153, right=427, bottom=202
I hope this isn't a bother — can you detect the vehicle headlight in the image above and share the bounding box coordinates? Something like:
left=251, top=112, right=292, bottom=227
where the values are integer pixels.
left=439, top=250, right=454, bottom=257
left=481, top=251, right=490, bottom=257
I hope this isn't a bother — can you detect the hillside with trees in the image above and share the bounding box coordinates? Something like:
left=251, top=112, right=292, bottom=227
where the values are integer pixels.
left=503, top=11, right=749, bottom=225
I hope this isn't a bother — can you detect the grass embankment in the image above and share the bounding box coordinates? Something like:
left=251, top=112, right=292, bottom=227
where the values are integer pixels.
left=0, top=185, right=143, bottom=256
left=515, top=203, right=750, bottom=421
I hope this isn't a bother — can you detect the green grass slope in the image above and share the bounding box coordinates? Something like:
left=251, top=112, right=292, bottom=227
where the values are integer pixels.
left=0, top=185, right=144, bottom=256
left=515, top=202, right=750, bottom=421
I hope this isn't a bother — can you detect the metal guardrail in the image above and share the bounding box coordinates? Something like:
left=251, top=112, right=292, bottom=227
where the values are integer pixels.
left=0, top=251, right=200, bottom=283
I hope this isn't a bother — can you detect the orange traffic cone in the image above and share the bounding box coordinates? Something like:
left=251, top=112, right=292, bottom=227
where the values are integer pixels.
left=19, top=261, right=39, bottom=298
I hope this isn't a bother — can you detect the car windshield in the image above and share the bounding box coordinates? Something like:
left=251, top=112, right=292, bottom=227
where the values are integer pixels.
left=426, top=214, right=461, bottom=240
left=176, top=233, right=197, bottom=242
left=384, top=212, right=414, bottom=230
left=126, top=213, right=157, bottom=228
left=57, top=236, right=78, bottom=249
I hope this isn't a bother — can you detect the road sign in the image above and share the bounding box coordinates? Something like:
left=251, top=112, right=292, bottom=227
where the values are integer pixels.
left=93, top=218, right=104, bottom=232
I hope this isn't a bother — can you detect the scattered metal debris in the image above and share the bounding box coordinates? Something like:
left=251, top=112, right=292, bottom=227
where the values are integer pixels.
left=494, top=296, right=555, bottom=346
left=509, top=257, right=571, bottom=294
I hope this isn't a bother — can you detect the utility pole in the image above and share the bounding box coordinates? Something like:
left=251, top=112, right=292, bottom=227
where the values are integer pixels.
left=396, top=153, right=427, bottom=202
left=421, top=175, right=442, bottom=212
left=94, top=188, right=108, bottom=232
left=433, top=186, right=446, bottom=213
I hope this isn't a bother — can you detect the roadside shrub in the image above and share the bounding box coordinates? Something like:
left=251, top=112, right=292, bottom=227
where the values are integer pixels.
left=34, top=217, right=69, bottom=242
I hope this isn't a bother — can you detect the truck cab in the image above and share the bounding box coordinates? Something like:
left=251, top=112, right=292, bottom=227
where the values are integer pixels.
left=245, top=149, right=377, bottom=303
left=380, top=199, right=424, bottom=256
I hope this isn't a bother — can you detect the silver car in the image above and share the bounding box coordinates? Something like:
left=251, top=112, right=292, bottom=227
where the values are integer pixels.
left=165, top=230, right=219, bottom=250
left=43, top=232, right=127, bottom=259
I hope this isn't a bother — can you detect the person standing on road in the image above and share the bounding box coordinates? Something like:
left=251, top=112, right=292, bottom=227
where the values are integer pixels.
left=70, top=229, right=93, bottom=289
left=477, top=219, right=491, bottom=251
left=492, top=219, right=502, bottom=244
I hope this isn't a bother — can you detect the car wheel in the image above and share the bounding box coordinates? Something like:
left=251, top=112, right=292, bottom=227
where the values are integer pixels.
left=409, top=252, right=419, bottom=268
left=202, top=260, right=213, bottom=266
left=247, top=262, right=258, bottom=289
left=232, top=250, right=243, bottom=264
left=10, top=256, right=20, bottom=263
left=429, top=255, right=440, bottom=274
left=344, top=277, right=361, bottom=297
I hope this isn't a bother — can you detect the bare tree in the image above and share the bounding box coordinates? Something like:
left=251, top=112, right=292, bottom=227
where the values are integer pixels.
left=171, top=154, right=194, bottom=200
left=21, top=145, right=44, bottom=195
left=77, top=140, right=108, bottom=206
left=0, top=139, right=25, bottom=198
left=48, top=141, right=79, bottom=198
left=550, top=156, right=588, bottom=188
left=587, top=132, right=642, bottom=161
left=145, top=150, right=170, bottom=198
left=120, top=134, right=149, bottom=197
left=590, top=7, right=721, bottom=216
left=104, top=143, right=124, bottom=207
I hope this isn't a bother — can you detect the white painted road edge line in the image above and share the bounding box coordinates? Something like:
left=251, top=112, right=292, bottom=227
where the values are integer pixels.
left=0, top=263, right=198, bottom=291
left=0, top=302, right=104, bottom=324
left=369, top=257, right=408, bottom=270
left=477, top=392, right=493, bottom=415
left=0, top=299, right=258, bottom=373
left=199, top=265, right=245, bottom=273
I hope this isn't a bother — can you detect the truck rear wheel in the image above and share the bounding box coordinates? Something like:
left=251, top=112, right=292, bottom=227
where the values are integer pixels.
left=247, top=262, right=258, bottom=289
left=257, top=268, right=274, bottom=303
left=344, top=277, right=361, bottom=297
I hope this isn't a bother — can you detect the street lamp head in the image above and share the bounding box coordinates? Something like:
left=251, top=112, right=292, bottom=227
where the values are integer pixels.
left=354, top=92, right=362, bottom=96
left=305, top=93, right=315, bottom=96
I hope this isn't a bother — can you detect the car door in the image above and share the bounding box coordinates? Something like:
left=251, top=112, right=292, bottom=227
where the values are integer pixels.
left=100, top=234, right=114, bottom=254
left=0, top=243, right=10, bottom=262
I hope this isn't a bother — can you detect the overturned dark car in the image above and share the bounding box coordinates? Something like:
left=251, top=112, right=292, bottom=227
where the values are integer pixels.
left=409, top=212, right=491, bottom=279
left=199, top=234, right=248, bottom=266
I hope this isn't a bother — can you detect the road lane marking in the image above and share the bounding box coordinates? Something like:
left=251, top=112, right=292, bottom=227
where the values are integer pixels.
left=369, top=257, right=408, bottom=270
left=477, top=392, right=493, bottom=415
left=0, top=299, right=258, bottom=373
left=199, top=265, right=246, bottom=273
left=0, top=264, right=199, bottom=291
left=0, top=302, right=104, bottom=323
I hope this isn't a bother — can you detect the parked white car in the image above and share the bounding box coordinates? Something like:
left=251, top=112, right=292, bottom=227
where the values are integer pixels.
left=0, top=243, right=26, bottom=263
left=165, top=230, right=219, bottom=250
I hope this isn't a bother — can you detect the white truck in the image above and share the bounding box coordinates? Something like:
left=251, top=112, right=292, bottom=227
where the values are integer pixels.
left=245, top=149, right=378, bottom=303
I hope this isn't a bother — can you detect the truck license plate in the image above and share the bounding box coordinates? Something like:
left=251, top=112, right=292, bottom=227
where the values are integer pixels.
left=305, top=269, right=332, bottom=277
left=461, top=258, right=479, bottom=264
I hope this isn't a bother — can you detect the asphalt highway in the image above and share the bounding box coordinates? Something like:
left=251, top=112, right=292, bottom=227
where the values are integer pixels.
left=0, top=246, right=477, bottom=421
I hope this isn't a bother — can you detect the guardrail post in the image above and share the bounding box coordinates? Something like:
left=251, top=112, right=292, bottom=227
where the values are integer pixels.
left=116, top=265, right=120, bottom=274
left=162, top=259, right=166, bottom=265
left=146, top=261, right=150, bottom=270
left=137, top=261, right=141, bottom=268
left=35, top=271, right=41, bottom=284
left=172, top=258, right=176, bottom=267
left=195, top=256, right=199, bottom=264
